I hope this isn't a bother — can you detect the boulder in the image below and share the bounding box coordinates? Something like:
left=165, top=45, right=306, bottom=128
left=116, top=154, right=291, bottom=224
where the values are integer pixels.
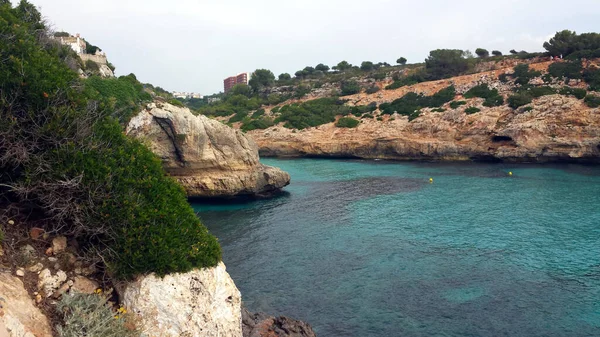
left=51, top=236, right=67, bottom=255
left=122, top=262, right=242, bottom=337
left=242, top=307, right=317, bottom=337
left=126, top=102, right=290, bottom=198
left=37, top=268, right=67, bottom=298
left=0, top=272, right=52, bottom=337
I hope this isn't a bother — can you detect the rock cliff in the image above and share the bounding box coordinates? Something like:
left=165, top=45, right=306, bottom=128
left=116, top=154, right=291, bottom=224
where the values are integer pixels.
left=122, top=262, right=242, bottom=337
left=249, top=62, right=600, bottom=163
left=127, top=102, right=290, bottom=198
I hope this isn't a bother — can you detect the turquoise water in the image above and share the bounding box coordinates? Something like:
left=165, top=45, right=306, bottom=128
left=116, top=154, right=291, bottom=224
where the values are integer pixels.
left=192, top=159, right=600, bottom=337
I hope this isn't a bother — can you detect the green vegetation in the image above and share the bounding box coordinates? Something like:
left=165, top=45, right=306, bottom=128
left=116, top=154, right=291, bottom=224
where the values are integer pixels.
left=85, top=59, right=99, bottom=72
left=544, top=30, right=600, bottom=58
left=583, top=68, right=600, bottom=91
left=529, top=86, right=557, bottom=98
left=492, top=50, right=503, bottom=56
left=379, top=86, right=456, bottom=120
left=463, top=84, right=504, bottom=107
left=511, top=64, right=542, bottom=85
left=340, top=80, right=360, bottom=96
left=249, top=69, right=275, bottom=92
left=365, top=85, right=380, bottom=94
left=335, top=117, right=360, bottom=128
left=424, top=49, right=469, bottom=80
left=57, top=293, right=138, bottom=337
left=385, top=74, right=422, bottom=90
left=168, top=98, right=184, bottom=107
left=397, top=57, right=407, bottom=65
left=548, top=61, right=583, bottom=80
left=450, top=100, right=467, bottom=109
left=475, top=48, right=489, bottom=58
left=559, top=87, right=587, bottom=99
left=584, top=94, right=600, bottom=107
left=465, top=107, right=481, bottom=114
left=431, top=108, right=446, bottom=112
left=508, top=93, right=533, bottom=109
left=0, top=2, right=220, bottom=280
left=241, top=116, right=275, bottom=131
left=274, top=98, right=354, bottom=129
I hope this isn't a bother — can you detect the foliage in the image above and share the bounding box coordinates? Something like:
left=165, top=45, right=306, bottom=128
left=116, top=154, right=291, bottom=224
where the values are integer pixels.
left=510, top=49, right=518, bottom=55
left=248, top=69, right=275, bottom=92
left=167, top=98, right=184, bottom=107
left=511, top=64, right=542, bottom=85
left=492, top=50, right=502, bottom=56
left=431, top=108, right=446, bottom=112
left=424, top=49, right=469, bottom=80
left=274, top=98, right=352, bottom=129
left=450, top=100, right=467, bottom=109
left=379, top=86, right=456, bottom=120
left=0, top=2, right=221, bottom=280
left=360, top=61, right=375, bottom=71
left=106, top=62, right=116, bottom=72
left=54, top=31, right=70, bottom=37
left=294, top=84, right=312, bottom=98
left=315, top=63, right=330, bottom=72
left=335, top=117, right=360, bottom=128
left=365, top=85, right=380, bottom=94
left=278, top=73, right=291, bottom=81
left=548, top=61, right=583, bottom=79
left=84, top=40, right=101, bottom=55
left=340, top=80, right=360, bottom=96
left=544, top=30, right=600, bottom=58
left=241, top=116, right=274, bottom=131
left=229, top=84, right=252, bottom=97
left=584, top=94, right=600, bottom=107
left=57, top=293, right=138, bottom=337
left=385, top=73, right=424, bottom=90
left=464, top=107, right=481, bottom=114
left=583, top=68, right=600, bottom=91
left=559, top=87, right=587, bottom=99
left=84, top=75, right=152, bottom=124
left=463, top=84, right=504, bottom=107
left=528, top=86, right=557, bottom=98
left=335, top=60, right=352, bottom=71
left=475, top=48, right=489, bottom=58
left=397, top=57, right=407, bottom=65
left=508, top=93, right=533, bottom=108
left=85, top=59, right=99, bottom=72
left=251, top=109, right=265, bottom=118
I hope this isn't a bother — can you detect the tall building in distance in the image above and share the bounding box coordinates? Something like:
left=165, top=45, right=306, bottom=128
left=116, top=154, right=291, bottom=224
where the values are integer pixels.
left=223, top=72, right=250, bottom=93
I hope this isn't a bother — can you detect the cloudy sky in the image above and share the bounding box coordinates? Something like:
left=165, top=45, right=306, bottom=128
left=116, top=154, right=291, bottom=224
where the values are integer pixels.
left=22, top=0, right=600, bottom=94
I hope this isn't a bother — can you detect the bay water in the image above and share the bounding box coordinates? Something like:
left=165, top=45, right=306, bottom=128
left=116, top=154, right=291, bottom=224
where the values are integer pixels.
left=192, top=159, right=600, bottom=337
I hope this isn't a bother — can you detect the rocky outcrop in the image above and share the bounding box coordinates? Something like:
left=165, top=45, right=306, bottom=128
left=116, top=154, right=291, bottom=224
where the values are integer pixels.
left=242, top=308, right=316, bottom=337
left=0, top=272, right=52, bottom=337
left=251, top=94, right=600, bottom=163
left=127, top=102, right=290, bottom=198
left=122, top=262, right=242, bottom=337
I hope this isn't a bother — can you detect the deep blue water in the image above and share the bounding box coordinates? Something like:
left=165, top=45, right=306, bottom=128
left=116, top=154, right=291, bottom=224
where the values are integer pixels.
left=192, top=159, right=600, bottom=337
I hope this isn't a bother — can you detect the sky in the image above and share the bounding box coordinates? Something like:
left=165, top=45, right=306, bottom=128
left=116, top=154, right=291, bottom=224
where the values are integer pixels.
left=19, top=0, right=600, bottom=95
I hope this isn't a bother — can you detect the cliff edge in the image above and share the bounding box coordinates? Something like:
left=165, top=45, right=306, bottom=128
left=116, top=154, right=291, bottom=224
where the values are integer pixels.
left=127, top=102, right=290, bottom=198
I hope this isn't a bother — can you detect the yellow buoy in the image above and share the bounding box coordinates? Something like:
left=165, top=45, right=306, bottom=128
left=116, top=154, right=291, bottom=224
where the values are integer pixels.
left=429, top=178, right=434, bottom=183
left=508, top=171, right=513, bottom=176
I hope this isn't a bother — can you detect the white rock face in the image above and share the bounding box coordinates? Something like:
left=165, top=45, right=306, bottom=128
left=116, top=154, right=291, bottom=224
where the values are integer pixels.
left=123, top=262, right=242, bottom=337
left=0, top=272, right=52, bottom=337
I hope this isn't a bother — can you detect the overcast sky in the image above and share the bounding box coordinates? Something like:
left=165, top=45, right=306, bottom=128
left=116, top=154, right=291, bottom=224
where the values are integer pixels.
left=20, top=0, right=600, bottom=94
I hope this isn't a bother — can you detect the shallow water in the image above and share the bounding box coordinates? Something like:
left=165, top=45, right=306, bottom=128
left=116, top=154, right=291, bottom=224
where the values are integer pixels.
left=192, top=159, right=600, bottom=337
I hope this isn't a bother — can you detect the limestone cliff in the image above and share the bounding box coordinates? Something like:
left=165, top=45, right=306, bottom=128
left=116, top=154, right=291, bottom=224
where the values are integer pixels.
left=249, top=62, right=600, bottom=163
left=127, top=102, right=290, bottom=198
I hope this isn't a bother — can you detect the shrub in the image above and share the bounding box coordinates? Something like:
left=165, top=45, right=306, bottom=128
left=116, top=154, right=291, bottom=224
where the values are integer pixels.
left=465, top=107, right=481, bottom=114
left=85, top=75, right=152, bottom=123
left=559, top=87, right=587, bottom=99
left=522, top=106, right=534, bottom=112
left=341, top=80, right=360, bottom=96
left=512, top=64, right=542, bottom=85
left=241, top=117, right=274, bottom=131
left=475, top=48, right=489, bottom=58
left=464, top=84, right=501, bottom=100
left=56, top=293, right=138, bottom=337
left=380, top=86, right=456, bottom=119
left=274, top=98, right=352, bottom=129
left=335, top=117, right=360, bottom=128
left=85, top=59, right=99, bottom=72
left=362, top=113, right=374, bottom=119
left=397, top=57, right=407, bottom=65
left=583, top=68, right=600, bottom=91
left=450, top=100, right=467, bottom=109
left=168, top=98, right=184, bottom=107
left=425, top=49, right=469, bottom=80
left=529, top=86, right=557, bottom=98
left=360, top=61, right=375, bottom=71
left=498, top=73, right=510, bottom=83
left=548, top=61, right=583, bottom=80
left=0, top=4, right=221, bottom=280
left=431, top=108, right=446, bottom=112
left=584, top=94, right=600, bottom=107
left=271, top=106, right=280, bottom=113
left=492, top=50, right=503, bottom=56
left=251, top=109, right=265, bottom=118
left=366, top=85, right=380, bottom=94
left=228, top=111, right=248, bottom=123
left=508, top=93, right=533, bottom=108
left=294, top=84, right=312, bottom=98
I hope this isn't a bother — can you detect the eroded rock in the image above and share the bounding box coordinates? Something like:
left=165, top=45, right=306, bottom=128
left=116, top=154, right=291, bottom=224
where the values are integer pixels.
left=122, top=262, right=242, bottom=337
left=126, top=102, right=290, bottom=198
left=242, top=307, right=317, bottom=337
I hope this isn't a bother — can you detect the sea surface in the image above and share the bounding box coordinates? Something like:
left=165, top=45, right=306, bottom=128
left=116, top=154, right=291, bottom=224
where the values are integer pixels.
left=192, top=159, right=600, bottom=337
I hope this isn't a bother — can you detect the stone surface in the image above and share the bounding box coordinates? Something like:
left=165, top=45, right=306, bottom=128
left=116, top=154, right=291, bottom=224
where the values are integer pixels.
left=242, top=308, right=317, bottom=337
left=126, top=102, right=290, bottom=198
left=122, top=262, right=242, bottom=337
left=0, top=272, right=53, bottom=337
left=37, top=268, right=67, bottom=298
left=51, top=236, right=67, bottom=255
left=71, top=276, right=99, bottom=294
left=29, top=227, right=44, bottom=240
left=14, top=269, right=24, bottom=277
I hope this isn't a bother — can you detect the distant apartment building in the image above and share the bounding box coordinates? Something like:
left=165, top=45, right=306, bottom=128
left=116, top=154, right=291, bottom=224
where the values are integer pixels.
left=223, top=72, right=250, bottom=93
left=172, top=92, right=204, bottom=99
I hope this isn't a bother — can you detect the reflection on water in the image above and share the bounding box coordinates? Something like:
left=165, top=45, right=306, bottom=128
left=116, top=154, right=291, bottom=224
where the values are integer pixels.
left=193, top=159, right=600, bottom=337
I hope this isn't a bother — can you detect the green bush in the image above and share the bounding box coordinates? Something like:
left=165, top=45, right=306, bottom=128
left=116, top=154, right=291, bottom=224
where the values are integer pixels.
left=0, top=3, right=221, bottom=280
left=85, top=75, right=152, bottom=123
left=529, top=86, right=557, bottom=98
left=85, top=59, right=99, bottom=72
left=483, top=95, right=504, bottom=107
left=241, top=117, right=274, bottom=131
left=464, top=84, right=498, bottom=99
left=341, top=80, right=360, bottom=96
left=584, top=94, right=600, bottom=107
left=168, top=98, right=184, bottom=107
left=431, top=108, right=446, bottom=112
left=335, top=117, right=360, bottom=128
left=271, top=106, right=280, bottom=113
left=57, top=293, right=138, bottom=337
left=251, top=109, right=265, bottom=118
left=380, top=86, right=456, bottom=120
left=366, top=85, right=380, bottom=94
left=465, top=107, right=481, bottom=114
left=424, top=49, right=469, bottom=80
left=583, top=68, right=600, bottom=91
left=548, top=61, right=583, bottom=80
left=385, top=73, right=424, bottom=90
left=274, top=98, right=352, bottom=129
left=559, top=87, right=587, bottom=99
left=450, top=100, right=467, bottom=109
left=512, top=64, right=542, bottom=85
left=508, top=93, right=533, bottom=108
left=228, top=111, right=248, bottom=123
